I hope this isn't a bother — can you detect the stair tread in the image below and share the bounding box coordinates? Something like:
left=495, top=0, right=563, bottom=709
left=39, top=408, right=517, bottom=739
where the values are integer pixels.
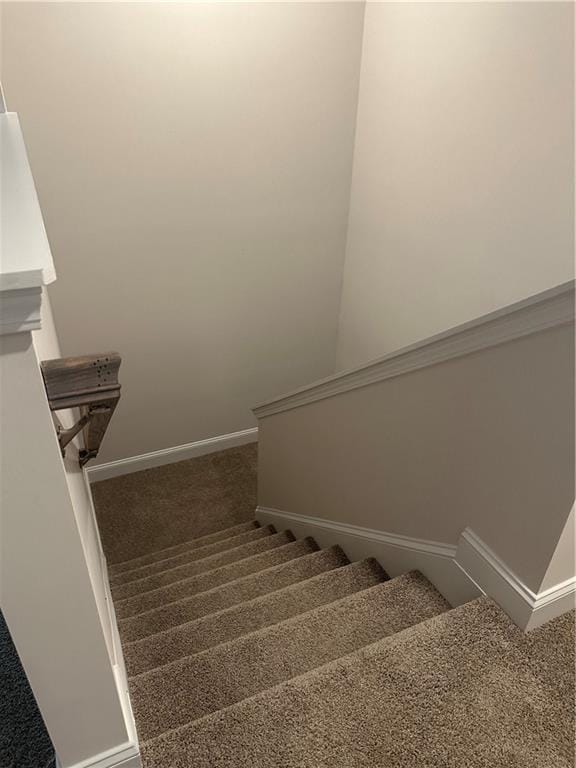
left=109, top=521, right=259, bottom=573
left=112, top=527, right=285, bottom=600
left=115, top=537, right=318, bottom=620
left=140, top=600, right=574, bottom=767
left=130, top=571, right=450, bottom=741
left=124, top=558, right=388, bottom=675
left=110, top=526, right=274, bottom=586
left=118, top=545, right=349, bottom=642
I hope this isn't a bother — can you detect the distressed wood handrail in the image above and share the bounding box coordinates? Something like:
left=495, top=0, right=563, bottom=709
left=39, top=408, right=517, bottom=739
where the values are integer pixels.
left=40, top=352, right=121, bottom=467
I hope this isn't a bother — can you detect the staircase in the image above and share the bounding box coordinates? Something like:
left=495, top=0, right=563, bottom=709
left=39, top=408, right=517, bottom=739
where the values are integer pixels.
left=109, top=521, right=573, bottom=767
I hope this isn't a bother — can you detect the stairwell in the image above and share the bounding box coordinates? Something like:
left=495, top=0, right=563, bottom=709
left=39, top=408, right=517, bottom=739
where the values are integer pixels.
left=106, top=516, right=574, bottom=767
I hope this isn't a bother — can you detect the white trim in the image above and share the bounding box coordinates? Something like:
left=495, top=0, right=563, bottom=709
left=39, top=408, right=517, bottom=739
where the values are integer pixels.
left=55, top=742, right=140, bottom=768
left=256, top=507, right=575, bottom=631
left=0, top=286, right=43, bottom=335
left=456, top=528, right=576, bottom=631
left=253, top=281, right=575, bottom=418
left=0, top=268, right=46, bottom=292
left=87, top=427, right=258, bottom=483
left=256, top=505, right=481, bottom=609
left=257, top=505, right=456, bottom=558
left=1, top=111, right=57, bottom=292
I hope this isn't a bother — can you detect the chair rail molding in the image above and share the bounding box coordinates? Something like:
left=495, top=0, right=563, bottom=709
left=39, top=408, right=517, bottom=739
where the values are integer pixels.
left=253, top=281, right=575, bottom=418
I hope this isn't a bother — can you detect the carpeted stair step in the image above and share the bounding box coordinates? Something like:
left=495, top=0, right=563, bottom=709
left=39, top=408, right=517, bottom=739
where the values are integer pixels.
left=130, top=571, right=450, bottom=740
left=112, top=527, right=285, bottom=600
left=110, top=525, right=274, bottom=586
left=115, top=536, right=318, bottom=620
left=118, top=545, right=349, bottom=642
left=140, top=600, right=574, bottom=767
left=124, top=558, right=389, bottom=675
left=109, top=521, right=259, bottom=575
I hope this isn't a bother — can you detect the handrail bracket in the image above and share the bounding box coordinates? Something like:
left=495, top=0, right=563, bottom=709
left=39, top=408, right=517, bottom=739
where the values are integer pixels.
left=41, top=353, right=121, bottom=467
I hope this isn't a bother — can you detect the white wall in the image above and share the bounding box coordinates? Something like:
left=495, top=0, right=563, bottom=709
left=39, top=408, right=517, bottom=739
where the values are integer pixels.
left=33, top=290, right=117, bottom=661
left=1, top=1, right=364, bottom=462
left=0, top=82, right=136, bottom=768
left=337, top=1, right=574, bottom=369
left=0, top=330, right=132, bottom=768
left=258, top=320, right=574, bottom=595
left=539, top=507, right=575, bottom=592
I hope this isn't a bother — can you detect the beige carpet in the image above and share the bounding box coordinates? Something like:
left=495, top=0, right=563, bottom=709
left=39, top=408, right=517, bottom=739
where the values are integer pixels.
left=140, top=597, right=574, bottom=768
left=93, top=443, right=257, bottom=563
left=117, top=545, right=349, bottom=642
left=99, top=448, right=574, bottom=767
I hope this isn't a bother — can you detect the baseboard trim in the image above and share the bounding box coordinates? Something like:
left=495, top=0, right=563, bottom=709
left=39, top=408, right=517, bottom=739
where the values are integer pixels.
left=456, top=528, right=576, bottom=631
left=256, top=505, right=480, bottom=609
left=256, top=505, right=456, bottom=558
left=256, top=506, right=575, bottom=631
left=86, top=427, right=258, bottom=483
left=55, top=742, right=140, bottom=768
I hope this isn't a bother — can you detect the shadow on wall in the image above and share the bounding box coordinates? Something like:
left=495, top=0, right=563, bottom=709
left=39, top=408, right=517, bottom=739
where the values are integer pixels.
left=0, top=611, right=56, bottom=768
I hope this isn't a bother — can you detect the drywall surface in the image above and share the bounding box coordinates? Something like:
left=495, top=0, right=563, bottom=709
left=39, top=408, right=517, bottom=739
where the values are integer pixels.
left=337, top=1, right=574, bottom=369
left=2, top=1, right=364, bottom=461
left=0, top=331, right=129, bottom=767
left=539, top=508, right=575, bottom=592
left=33, top=290, right=116, bottom=660
left=258, top=323, right=574, bottom=593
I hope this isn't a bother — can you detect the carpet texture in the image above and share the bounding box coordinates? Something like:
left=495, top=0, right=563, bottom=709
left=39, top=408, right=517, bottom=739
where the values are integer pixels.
left=118, top=546, right=349, bottom=643
left=95, top=447, right=574, bottom=767
left=115, top=536, right=318, bottom=619
left=0, top=611, right=56, bottom=768
left=111, top=526, right=288, bottom=600
left=110, top=521, right=259, bottom=575
left=123, top=558, right=389, bottom=675
left=129, top=572, right=450, bottom=740
left=110, top=525, right=271, bottom=585
left=140, top=599, right=575, bottom=768
left=93, top=443, right=257, bottom=563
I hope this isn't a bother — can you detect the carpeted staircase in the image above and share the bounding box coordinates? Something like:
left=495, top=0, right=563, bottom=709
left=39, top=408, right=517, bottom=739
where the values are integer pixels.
left=109, top=520, right=574, bottom=767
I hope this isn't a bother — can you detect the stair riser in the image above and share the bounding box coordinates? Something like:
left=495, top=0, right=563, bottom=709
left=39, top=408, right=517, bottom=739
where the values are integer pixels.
left=118, top=546, right=348, bottom=642
left=110, top=526, right=274, bottom=586
left=124, top=559, right=388, bottom=675
left=130, top=573, right=450, bottom=741
left=109, top=521, right=259, bottom=575
left=114, top=537, right=317, bottom=620
left=112, top=528, right=286, bottom=600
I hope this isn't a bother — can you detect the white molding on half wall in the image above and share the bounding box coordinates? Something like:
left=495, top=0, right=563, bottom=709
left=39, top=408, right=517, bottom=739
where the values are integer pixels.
left=86, top=427, right=258, bottom=483
left=55, top=741, right=141, bottom=768
left=455, top=528, right=576, bottom=632
left=256, top=506, right=481, bottom=610
left=256, top=506, right=575, bottom=631
left=257, top=506, right=457, bottom=558
left=253, top=281, right=575, bottom=418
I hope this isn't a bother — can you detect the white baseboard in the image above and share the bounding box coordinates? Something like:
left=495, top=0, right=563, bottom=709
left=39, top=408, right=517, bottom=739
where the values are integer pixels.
left=255, top=506, right=481, bottom=609
left=456, top=528, right=576, bottom=631
left=87, top=427, right=258, bottom=483
left=257, top=506, right=575, bottom=631
left=55, top=742, right=140, bottom=768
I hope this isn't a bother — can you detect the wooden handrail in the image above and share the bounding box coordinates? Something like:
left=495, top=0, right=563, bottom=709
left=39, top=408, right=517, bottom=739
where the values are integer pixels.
left=40, top=352, right=121, bottom=466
